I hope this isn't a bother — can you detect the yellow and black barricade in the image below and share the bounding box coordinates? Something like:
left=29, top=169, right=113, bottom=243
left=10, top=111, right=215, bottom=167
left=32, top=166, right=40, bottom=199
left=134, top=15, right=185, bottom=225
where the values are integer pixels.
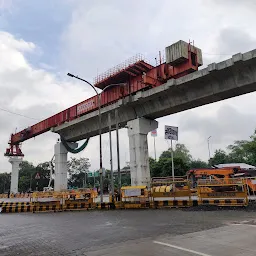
left=64, top=199, right=92, bottom=211
left=120, top=186, right=151, bottom=209
left=153, top=199, right=191, bottom=208
left=0, top=202, right=33, bottom=213
left=199, top=198, right=246, bottom=206
left=32, top=201, right=62, bottom=213
left=197, top=178, right=249, bottom=206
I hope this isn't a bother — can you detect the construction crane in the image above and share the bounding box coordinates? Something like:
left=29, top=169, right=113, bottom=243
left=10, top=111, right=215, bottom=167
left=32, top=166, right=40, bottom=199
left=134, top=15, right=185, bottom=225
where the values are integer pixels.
left=43, top=155, right=55, bottom=192
left=187, top=167, right=256, bottom=194
left=4, top=40, right=202, bottom=157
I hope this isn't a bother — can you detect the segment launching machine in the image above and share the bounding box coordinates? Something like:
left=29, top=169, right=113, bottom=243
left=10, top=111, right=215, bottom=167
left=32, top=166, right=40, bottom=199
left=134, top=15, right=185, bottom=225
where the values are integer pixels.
left=5, top=40, right=203, bottom=157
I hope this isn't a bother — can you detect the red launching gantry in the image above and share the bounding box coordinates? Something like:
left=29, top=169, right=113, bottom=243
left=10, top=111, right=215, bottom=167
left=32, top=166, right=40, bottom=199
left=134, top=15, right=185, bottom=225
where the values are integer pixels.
left=5, top=40, right=202, bottom=157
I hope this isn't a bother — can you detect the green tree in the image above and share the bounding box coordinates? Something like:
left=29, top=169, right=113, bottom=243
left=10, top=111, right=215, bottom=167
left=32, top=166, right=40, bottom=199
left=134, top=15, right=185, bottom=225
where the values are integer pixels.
left=189, top=159, right=209, bottom=169
left=174, top=143, right=192, bottom=163
left=210, top=129, right=256, bottom=166
left=18, top=161, right=51, bottom=192
left=150, top=156, right=189, bottom=177
left=0, top=173, right=11, bottom=193
left=35, top=162, right=52, bottom=190
left=18, top=161, right=35, bottom=192
left=120, top=173, right=131, bottom=186
left=247, top=130, right=256, bottom=166
left=68, top=157, right=91, bottom=188
left=227, top=140, right=249, bottom=163
left=160, top=143, right=192, bottom=163
left=210, top=149, right=229, bottom=166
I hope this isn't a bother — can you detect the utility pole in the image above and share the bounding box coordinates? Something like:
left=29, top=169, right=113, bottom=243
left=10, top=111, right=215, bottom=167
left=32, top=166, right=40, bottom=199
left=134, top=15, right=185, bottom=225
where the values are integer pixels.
left=154, top=137, right=156, bottom=160
left=84, top=170, right=87, bottom=188
left=207, top=136, right=212, bottom=161
left=29, top=172, right=32, bottom=191
left=171, top=139, right=174, bottom=182
left=108, top=112, right=114, bottom=202
left=115, top=108, right=121, bottom=200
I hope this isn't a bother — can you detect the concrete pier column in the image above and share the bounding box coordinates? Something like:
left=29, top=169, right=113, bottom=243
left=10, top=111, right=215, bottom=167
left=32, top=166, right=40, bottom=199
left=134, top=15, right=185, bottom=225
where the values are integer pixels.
left=127, top=118, right=158, bottom=187
left=54, top=141, right=78, bottom=191
left=9, top=156, right=23, bottom=193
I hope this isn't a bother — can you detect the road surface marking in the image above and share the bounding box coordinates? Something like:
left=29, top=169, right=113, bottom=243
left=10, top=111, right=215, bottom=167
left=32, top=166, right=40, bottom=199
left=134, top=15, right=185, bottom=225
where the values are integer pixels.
left=231, top=223, right=256, bottom=228
left=153, top=241, right=212, bottom=256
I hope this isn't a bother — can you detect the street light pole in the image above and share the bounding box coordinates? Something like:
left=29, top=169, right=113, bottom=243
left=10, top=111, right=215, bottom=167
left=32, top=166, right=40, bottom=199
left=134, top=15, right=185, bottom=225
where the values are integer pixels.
left=108, top=112, right=114, bottom=201
left=67, top=73, right=103, bottom=203
left=207, top=136, right=212, bottom=161
left=67, top=73, right=125, bottom=204
left=115, top=108, right=121, bottom=199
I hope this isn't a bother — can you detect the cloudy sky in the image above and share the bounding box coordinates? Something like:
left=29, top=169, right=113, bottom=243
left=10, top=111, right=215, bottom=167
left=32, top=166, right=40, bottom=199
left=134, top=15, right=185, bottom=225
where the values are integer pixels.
left=0, top=0, right=256, bottom=172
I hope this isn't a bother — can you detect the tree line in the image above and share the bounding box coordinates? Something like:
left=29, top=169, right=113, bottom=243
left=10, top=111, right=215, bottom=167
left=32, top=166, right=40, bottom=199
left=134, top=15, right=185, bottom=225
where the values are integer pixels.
left=0, top=129, right=255, bottom=193
left=150, top=129, right=256, bottom=177
left=0, top=157, right=130, bottom=193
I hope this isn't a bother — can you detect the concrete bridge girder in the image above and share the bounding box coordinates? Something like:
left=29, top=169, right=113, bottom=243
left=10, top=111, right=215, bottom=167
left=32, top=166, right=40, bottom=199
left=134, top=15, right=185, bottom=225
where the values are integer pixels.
left=9, top=50, right=256, bottom=192
left=49, top=49, right=256, bottom=188
left=52, top=49, right=256, bottom=142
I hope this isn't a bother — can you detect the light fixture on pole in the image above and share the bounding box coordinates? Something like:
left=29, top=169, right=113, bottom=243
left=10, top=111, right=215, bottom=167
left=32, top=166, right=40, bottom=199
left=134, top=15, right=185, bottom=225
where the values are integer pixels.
left=67, top=72, right=103, bottom=203
left=67, top=73, right=125, bottom=203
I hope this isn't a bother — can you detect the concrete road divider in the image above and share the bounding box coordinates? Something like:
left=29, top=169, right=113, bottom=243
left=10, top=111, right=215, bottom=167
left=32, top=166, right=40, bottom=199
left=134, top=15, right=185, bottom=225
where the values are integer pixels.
left=199, top=199, right=247, bottom=207
left=33, top=201, right=62, bottom=213
left=64, top=200, right=92, bottom=211
left=0, top=205, right=33, bottom=213
left=0, top=202, right=33, bottom=213
left=0, top=202, right=32, bottom=207
left=153, top=200, right=191, bottom=208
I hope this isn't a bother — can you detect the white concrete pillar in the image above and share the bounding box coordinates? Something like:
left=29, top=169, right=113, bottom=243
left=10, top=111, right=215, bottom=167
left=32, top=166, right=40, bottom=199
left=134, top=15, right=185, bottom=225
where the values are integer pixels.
left=54, top=141, right=78, bottom=191
left=9, top=156, right=23, bottom=193
left=127, top=118, right=158, bottom=187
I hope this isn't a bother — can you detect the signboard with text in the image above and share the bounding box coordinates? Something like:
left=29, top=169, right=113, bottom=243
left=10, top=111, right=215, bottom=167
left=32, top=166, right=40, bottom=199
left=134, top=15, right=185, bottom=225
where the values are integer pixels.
left=124, top=188, right=141, bottom=197
left=165, top=125, right=178, bottom=140
left=151, top=129, right=157, bottom=137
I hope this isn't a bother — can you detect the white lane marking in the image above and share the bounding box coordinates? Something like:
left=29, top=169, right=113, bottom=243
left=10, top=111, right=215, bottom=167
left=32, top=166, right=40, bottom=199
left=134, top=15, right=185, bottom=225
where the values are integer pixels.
left=153, top=241, right=212, bottom=256
left=231, top=223, right=256, bottom=228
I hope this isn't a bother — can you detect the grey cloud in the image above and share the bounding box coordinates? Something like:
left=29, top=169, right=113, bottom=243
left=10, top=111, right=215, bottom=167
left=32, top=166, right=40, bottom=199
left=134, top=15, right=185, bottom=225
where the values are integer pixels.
left=217, top=28, right=256, bottom=54
left=180, top=104, right=256, bottom=146
left=212, top=0, right=256, bottom=8
left=60, top=0, right=184, bottom=78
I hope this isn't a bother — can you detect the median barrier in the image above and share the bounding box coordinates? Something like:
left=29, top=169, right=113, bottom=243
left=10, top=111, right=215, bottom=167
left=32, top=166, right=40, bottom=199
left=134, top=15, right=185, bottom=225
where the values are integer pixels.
left=0, top=202, right=32, bottom=207
left=120, top=185, right=151, bottom=209
left=0, top=202, right=33, bottom=213
left=0, top=205, right=33, bottom=213
left=197, top=178, right=249, bottom=207
left=32, top=201, right=62, bottom=213
left=64, top=199, right=92, bottom=211
left=152, top=199, right=191, bottom=208
left=150, top=177, right=193, bottom=208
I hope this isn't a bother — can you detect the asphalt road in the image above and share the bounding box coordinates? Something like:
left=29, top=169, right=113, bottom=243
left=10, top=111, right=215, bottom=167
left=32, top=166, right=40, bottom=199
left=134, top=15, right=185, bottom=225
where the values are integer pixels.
left=0, top=208, right=256, bottom=255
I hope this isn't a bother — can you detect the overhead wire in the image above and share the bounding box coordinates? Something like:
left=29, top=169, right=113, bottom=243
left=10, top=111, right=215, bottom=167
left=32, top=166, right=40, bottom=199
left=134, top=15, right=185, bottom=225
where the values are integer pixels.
left=0, top=107, right=39, bottom=121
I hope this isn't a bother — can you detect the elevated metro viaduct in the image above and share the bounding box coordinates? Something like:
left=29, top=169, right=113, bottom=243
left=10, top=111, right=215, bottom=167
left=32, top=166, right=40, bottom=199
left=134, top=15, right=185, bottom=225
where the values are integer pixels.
left=6, top=47, right=256, bottom=193
left=51, top=49, right=256, bottom=188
